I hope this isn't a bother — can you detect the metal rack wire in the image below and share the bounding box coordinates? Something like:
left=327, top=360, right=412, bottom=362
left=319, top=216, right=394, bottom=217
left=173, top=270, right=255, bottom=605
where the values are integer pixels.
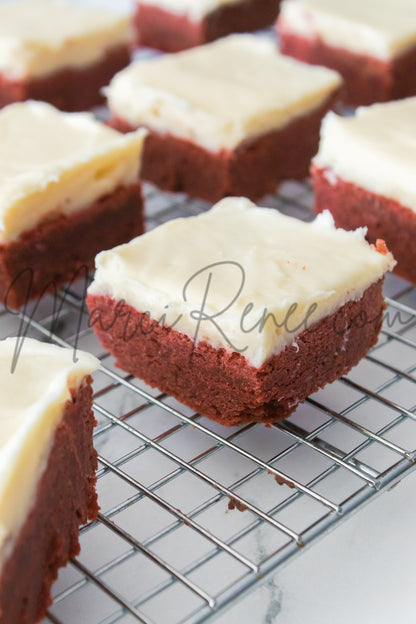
left=3, top=181, right=415, bottom=624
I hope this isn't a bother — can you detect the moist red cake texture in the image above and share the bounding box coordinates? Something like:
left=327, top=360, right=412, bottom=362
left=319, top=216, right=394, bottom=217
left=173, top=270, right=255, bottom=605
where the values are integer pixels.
left=0, top=376, right=98, bottom=624
left=109, top=91, right=338, bottom=202
left=312, top=165, right=416, bottom=285
left=278, top=30, right=416, bottom=106
left=0, top=183, right=144, bottom=310
left=135, top=0, right=281, bottom=52
left=0, top=44, right=130, bottom=112
left=87, top=280, right=385, bottom=426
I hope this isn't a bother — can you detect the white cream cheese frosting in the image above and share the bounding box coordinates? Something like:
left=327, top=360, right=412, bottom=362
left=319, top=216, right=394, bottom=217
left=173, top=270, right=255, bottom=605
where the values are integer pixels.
left=106, top=34, right=342, bottom=152
left=0, top=0, right=130, bottom=81
left=137, top=0, right=242, bottom=20
left=279, top=0, right=416, bottom=61
left=0, top=337, right=99, bottom=570
left=89, top=197, right=395, bottom=368
left=0, top=101, right=147, bottom=243
left=314, top=98, right=416, bottom=213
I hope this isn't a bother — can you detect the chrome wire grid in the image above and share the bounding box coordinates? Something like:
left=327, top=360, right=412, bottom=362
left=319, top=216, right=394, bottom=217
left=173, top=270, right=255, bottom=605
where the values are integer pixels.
left=3, top=181, right=415, bottom=624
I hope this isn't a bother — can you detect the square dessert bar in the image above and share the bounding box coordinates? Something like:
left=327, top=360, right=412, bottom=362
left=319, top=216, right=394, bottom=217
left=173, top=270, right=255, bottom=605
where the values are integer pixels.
left=107, top=35, right=342, bottom=202
left=0, top=101, right=146, bottom=309
left=87, top=198, right=394, bottom=426
left=0, top=337, right=99, bottom=623
left=0, top=0, right=131, bottom=111
left=277, top=0, right=416, bottom=106
left=134, top=0, right=282, bottom=52
left=312, top=98, right=416, bottom=285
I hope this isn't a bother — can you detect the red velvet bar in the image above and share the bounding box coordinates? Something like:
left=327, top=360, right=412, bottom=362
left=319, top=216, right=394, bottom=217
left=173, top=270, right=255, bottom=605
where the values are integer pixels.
left=0, top=376, right=98, bottom=624
left=0, top=44, right=130, bottom=112
left=278, top=28, right=416, bottom=106
left=109, top=91, right=338, bottom=202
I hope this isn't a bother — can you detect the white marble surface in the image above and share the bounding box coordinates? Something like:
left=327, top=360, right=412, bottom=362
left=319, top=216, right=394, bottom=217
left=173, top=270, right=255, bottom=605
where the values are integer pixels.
left=216, top=471, right=416, bottom=623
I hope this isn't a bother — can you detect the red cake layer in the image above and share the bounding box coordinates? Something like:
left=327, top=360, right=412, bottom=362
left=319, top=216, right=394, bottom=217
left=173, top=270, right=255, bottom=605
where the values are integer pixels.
left=87, top=280, right=385, bottom=426
left=0, top=183, right=144, bottom=310
left=0, top=375, right=98, bottom=624
left=135, top=0, right=281, bottom=52
left=109, top=92, right=338, bottom=202
left=278, top=28, right=416, bottom=106
left=312, top=165, right=416, bottom=285
left=0, top=44, right=130, bottom=112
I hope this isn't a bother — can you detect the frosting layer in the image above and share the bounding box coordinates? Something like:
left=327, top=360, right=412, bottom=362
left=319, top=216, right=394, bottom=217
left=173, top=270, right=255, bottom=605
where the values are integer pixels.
left=89, top=197, right=395, bottom=368
left=106, top=34, right=341, bottom=151
left=0, top=337, right=99, bottom=571
left=0, top=101, right=146, bottom=243
left=279, top=0, right=416, bottom=60
left=314, top=98, right=416, bottom=213
left=136, top=0, right=241, bottom=20
left=0, top=0, right=130, bottom=80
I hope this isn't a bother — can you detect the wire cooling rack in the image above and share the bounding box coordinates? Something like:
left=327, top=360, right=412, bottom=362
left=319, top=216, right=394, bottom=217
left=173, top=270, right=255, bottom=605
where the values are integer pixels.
left=2, top=180, right=415, bottom=624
